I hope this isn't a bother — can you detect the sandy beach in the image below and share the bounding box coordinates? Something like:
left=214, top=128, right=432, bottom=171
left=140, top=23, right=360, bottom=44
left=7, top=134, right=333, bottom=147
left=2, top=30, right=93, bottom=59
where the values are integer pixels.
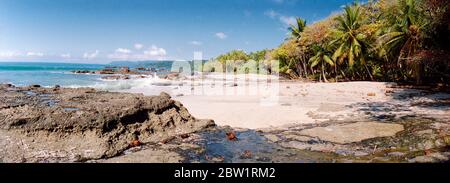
left=122, top=74, right=450, bottom=129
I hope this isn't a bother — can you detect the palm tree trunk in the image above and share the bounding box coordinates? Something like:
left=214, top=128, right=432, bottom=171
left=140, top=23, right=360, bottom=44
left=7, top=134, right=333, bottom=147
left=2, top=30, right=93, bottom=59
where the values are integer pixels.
left=335, top=64, right=338, bottom=82
left=340, top=70, right=348, bottom=81
left=295, top=60, right=303, bottom=78
left=364, top=63, right=374, bottom=81
left=323, top=70, right=329, bottom=82
left=319, top=72, right=322, bottom=82
left=383, top=56, right=389, bottom=81
left=303, top=55, right=308, bottom=78
left=415, top=62, right=424, bottom=85
left=322, top=62, right=328, bottom=83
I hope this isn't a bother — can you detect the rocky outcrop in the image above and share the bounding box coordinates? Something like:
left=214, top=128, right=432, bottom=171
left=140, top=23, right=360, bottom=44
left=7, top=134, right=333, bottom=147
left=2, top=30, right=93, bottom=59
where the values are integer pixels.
left=72, top=66, right=154, bottom=76
left=297, top=122, right=404, bottom=144
left=101, top=75, right=130, bottom=80
left=0, top=84, right=214, bottom=162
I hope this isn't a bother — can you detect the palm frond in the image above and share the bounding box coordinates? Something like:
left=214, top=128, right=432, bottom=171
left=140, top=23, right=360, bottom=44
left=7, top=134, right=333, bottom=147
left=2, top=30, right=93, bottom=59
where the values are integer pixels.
left=323, top=55, right=335, bottom=66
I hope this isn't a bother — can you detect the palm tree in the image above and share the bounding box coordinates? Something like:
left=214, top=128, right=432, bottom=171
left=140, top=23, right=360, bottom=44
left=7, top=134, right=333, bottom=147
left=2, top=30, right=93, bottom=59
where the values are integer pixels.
left=288, top=17, right=309, bottom=78
left=288, top=17, right=307, bottom=42
left=378, top=0, right=426, bottom=84
left=331, top=4, right=373, bottom=80
left=309, top=45, right=335, bottom=82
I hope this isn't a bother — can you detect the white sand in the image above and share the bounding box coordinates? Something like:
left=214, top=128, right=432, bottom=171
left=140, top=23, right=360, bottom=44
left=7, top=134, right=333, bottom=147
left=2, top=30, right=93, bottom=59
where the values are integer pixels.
left=120, top=74, right=450, bottom=129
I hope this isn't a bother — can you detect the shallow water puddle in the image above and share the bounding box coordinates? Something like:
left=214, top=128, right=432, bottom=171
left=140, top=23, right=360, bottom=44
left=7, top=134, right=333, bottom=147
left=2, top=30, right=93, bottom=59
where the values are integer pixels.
left=23, top=91, right=37, bottom=96
left=179, top=129, right=337, bottom=163
left=63, top=107, right=80, bottom=111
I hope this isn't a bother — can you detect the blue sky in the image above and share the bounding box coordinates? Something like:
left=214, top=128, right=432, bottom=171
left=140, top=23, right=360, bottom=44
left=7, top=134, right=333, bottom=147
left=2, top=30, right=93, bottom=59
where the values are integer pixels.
left=0, top=0, right=356, bottom=63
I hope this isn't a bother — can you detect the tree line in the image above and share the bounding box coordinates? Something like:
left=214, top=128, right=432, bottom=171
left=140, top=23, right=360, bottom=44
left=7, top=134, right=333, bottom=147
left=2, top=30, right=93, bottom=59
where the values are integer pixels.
left=207, top=0, right=449, bottom=85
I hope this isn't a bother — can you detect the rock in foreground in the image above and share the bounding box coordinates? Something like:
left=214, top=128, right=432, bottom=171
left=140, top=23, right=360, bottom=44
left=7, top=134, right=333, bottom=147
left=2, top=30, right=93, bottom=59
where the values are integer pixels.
left=298, top=122, right=405, bottom=144
left=0, top=84, right=214, bottom=163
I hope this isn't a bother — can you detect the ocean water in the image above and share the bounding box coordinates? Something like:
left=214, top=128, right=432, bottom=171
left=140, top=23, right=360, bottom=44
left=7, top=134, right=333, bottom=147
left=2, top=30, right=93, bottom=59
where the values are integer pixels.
left=0, top=62, right=174, bottom=90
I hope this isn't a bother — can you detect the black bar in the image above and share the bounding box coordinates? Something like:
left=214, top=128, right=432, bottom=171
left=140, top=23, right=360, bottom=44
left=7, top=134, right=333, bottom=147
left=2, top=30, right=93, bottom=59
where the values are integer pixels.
left=0, top=163, right=448, bottom=182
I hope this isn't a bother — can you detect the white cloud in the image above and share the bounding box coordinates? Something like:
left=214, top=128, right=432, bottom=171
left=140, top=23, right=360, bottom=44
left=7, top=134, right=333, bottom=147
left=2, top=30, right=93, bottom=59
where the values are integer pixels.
left=115, top=48, right=131, bottom=54
left=134, top=43, right=144, bottom=50
left=215, top=32, right=227, bottom=39
left=108, top=45, right=167, bottom=60
left=83, top=50, right=99, bottom=59
left=26, top=52, right=44, bottom=57
left=144, top=45, right=167, bottom=57
left=279, top=16, right=297, bottom=26
left=189, top=41, right=203, bottom=46
left=264, top=10, right=278, bottom=19
left=0, top=51, right=21, bottom=58
left=61, top=53, right=71, bottom=58
left=265, top=9, right=297, bottom=27
left=108, top=48, right=132, bottom=60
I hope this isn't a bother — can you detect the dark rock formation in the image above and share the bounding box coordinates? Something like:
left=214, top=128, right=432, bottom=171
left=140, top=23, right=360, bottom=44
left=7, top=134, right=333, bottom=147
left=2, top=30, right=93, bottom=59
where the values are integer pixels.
left=0, top=84, right=215, bottom=162
left=72, top=70, right=94, bottom=74
left=101, top=75, right=130, bottom=80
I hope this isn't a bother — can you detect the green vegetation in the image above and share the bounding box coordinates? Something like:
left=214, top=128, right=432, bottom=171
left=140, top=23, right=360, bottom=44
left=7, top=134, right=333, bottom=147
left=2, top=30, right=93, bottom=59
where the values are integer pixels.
left=206, top=0, right=449, bottom=84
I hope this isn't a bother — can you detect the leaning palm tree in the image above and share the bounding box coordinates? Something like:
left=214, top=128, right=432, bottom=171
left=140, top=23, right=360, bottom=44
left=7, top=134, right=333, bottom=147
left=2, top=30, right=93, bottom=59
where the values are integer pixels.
left=331, top=4, right=373, bottom=80
left=378, top=0, right=427, bottom=84
left=288, top=17, right=307, bottom=42
left=287, top=17, right=309, bottom=78
left=309, top=45, right=335, bottom=82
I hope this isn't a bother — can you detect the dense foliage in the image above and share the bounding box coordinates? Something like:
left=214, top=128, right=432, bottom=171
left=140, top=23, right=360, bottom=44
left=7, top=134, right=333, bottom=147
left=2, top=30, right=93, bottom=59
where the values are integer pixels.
left=208, top=0, right=449, bottom=84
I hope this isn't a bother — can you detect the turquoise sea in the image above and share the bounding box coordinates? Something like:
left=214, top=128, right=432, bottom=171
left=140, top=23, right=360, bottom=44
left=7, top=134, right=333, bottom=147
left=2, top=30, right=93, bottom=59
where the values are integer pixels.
left=0, top=62, right=174, bottom=89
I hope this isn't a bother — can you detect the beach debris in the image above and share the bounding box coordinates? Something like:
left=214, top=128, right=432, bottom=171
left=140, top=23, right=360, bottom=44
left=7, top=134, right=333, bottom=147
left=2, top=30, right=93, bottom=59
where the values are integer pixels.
left=424, top=149, right=433, bottom=156
left=367, top=92, right=376, bottom=96
left=180, top=134, right=190, bottom=139
left=130, top=140, right=141, bottom=147
left=385, top=89, right=394, bottom=94
left=241, top=150, right=252, bottom=159
left=205, top=155, right=225, bottom=163
left=161, top=137, right=176, bottom=144
left=226, top=131, right=238, bottom=141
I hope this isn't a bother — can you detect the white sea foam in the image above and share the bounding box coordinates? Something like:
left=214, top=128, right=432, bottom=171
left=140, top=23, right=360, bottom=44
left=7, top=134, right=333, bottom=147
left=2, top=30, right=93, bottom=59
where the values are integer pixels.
left=84, top=75, right=171, bottom=91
